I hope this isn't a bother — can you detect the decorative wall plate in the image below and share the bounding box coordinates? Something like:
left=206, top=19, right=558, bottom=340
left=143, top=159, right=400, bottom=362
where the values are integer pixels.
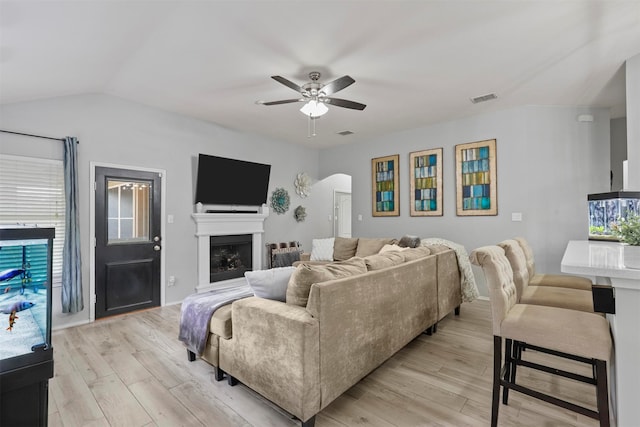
left=294, top=172, right=311, bottom=198
left=270, top=187, right=290, bottom=214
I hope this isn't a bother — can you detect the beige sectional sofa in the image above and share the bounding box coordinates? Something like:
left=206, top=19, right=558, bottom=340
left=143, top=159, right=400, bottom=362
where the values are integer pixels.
left=194, top=238, right=463, bottom=427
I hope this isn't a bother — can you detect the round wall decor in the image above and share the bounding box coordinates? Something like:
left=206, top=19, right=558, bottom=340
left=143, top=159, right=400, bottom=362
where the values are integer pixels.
left=294, top=172, right=311, bottom=198
left=294, top=205, right=307, bottom=222
left=270, top=187, right=290, bottom=214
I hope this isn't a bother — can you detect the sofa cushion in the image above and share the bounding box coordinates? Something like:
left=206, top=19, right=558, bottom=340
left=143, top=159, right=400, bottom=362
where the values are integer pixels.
left=310, top=237, right=335, bottom=261
left=286, top=257, right=367, bottom=307
left=363, top=251, right=406, bottom=271
left=333, top=237, right=359, bottom=261
left=402, top=246, right=432, bottom=261
left=398, top=235, right=421, bottom=248
left=355, top=237, right=396, bottom=257
left=245, top=266, right=296, bottom=302
left=209, top=303, right=233, bottom=339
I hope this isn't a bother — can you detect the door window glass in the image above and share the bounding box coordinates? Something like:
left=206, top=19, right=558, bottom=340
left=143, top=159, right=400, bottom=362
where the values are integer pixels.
left=107, top=180, right=151, bottom=243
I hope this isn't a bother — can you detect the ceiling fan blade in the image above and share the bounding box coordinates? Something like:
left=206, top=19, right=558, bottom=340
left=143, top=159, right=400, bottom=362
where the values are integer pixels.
left=324, top=97, right=366, bottom=111
left=271, top=76, right=304, bottom=93
left=260, top=98, right=304, bottom=106
left=321, top=75, right=355, bottom=96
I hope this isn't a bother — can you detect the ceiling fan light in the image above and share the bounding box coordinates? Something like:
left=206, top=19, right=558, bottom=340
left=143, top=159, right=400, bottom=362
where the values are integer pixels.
left=300, top=100, right=328, bottom=117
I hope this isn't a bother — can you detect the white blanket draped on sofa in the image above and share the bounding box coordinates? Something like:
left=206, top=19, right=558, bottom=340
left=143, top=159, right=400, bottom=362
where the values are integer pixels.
left=421, top=237, right=479, bottom=302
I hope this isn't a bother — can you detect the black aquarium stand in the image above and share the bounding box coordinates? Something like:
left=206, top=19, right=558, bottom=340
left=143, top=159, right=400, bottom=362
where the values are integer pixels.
left=0, top=354, right=53, bottom=426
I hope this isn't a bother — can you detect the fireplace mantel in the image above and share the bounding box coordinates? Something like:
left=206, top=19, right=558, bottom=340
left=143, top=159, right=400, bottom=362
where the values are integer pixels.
left=192, top=206, right=269, bottom=293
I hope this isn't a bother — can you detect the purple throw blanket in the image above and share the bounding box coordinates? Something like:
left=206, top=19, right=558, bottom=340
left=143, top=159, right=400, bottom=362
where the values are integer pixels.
left=178, top=284, right=253, bottom=355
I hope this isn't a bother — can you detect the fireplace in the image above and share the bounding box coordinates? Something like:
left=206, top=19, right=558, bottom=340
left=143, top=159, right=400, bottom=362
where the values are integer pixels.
left=192, top=206, right=269, bottom=293
left=209, top=234, right=252, bottom=282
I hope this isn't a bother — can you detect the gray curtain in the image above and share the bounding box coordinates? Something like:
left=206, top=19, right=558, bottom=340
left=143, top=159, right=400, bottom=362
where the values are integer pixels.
left=62, top=136, right=83, bottom=313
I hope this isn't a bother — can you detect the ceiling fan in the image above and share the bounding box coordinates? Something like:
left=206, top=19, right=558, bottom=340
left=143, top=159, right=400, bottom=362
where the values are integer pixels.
left=259, top=71, right=366, bottom=118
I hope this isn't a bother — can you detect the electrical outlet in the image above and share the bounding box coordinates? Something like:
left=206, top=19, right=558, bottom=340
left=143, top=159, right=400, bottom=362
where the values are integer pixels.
left=168, top=275, right=176, bottom=286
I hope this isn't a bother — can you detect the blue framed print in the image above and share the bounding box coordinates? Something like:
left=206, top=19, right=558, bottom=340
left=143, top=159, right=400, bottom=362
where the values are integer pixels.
left=455, top=139, right=497, bottom=216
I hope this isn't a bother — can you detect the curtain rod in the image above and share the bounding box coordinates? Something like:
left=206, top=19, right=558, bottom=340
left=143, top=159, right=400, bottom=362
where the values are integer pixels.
left=0, top=129, right=79, bottom=144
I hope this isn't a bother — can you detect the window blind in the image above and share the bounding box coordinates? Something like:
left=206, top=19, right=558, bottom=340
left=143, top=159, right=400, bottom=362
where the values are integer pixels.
left=0, top=154, right=65, bottom=287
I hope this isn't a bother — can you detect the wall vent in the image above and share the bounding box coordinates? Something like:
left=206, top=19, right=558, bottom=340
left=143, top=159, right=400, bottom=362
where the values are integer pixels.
left=470, top=93, right=498, bottom=104
left=337, top=130, right=354, bottom=136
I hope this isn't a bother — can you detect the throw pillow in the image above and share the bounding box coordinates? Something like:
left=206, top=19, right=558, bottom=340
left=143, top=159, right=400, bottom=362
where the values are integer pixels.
left=310, top=237, right=335, bottom=261
left=333, top=237, right=359, bottom=261
left=363, top=252, right=405, bottom=271
left=355, top=237, right=396, bottom=257
left=398, top=235, right=421, bottom=248
left=378, top=244, right=409, bottom=253
left=286, top=257, right=367, bottom=307
left=245, top=266, right=296, bottom=302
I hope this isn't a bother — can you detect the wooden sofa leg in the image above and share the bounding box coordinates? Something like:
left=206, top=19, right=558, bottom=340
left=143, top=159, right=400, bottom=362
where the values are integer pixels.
left=187, top=349, right=196, bottom=362
left=301, top=415, right=316, bottom=427
left=227, top=375, right=238, bottom=386
left=423, top=326, right=432, bottom=335
left=432, top=322, right=438, bottom=333
left=455, top=305, right=461, bottom=316
left=214, top=366, right=225, bottom=382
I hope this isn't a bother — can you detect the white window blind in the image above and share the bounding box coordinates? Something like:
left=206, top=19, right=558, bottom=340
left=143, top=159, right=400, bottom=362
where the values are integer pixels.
left=0, top=154, right=65, bottom=287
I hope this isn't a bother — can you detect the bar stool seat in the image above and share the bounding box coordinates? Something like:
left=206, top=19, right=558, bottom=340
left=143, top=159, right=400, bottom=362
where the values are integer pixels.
left=501, top=304, right=611, bottom=362
left=515, top=237, right=592, bottom=290
left=499, top=239, right=594, bottom=312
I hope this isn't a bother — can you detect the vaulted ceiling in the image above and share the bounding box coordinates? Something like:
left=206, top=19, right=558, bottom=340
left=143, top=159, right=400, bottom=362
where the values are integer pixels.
left=1, top=1, right=639, bottom=148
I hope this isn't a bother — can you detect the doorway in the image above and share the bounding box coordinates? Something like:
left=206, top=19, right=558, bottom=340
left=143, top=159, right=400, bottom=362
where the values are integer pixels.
left=334, top=190, right=352, bottom=238
left=94, top=166, right=162, bottom=319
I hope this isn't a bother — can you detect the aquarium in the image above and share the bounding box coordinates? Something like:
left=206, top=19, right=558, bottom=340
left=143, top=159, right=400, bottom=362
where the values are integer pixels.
left=0, top=227, right=54, bottom=368
left=588, top=191, right=640, bottom=241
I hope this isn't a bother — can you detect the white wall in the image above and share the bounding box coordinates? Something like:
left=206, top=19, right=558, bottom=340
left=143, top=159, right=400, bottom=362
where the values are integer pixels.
left=626, top=54, right=640, bottom=190
left=0, top=93, right=324, bottom=328
left=611, top=118, right=627, bottom=191
left=319, top=105, right=611, bottom=296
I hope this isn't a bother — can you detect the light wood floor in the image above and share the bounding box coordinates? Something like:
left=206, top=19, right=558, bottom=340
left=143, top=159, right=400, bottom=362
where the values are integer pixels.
left=48, top=300, right=602, bottom=427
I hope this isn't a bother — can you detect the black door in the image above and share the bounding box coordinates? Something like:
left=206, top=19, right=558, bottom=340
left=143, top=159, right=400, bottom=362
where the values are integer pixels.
left=95, top=167, right=161, bottom=319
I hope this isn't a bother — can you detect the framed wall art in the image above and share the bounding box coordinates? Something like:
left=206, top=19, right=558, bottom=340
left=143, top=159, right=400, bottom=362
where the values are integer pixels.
left=455, top=139, right=497, bottom=216
left=371, top=154, right=399, bottom=216
left=410, top=148, right=443, bottom=216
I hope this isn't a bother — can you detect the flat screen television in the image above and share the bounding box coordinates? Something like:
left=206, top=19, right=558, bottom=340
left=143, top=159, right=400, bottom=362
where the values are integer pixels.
left=195, top=154, right=271, bottom=207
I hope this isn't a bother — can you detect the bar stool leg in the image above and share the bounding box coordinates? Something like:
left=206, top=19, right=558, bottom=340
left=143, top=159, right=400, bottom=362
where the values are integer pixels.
left=492, top=336, right=502, bottom=427
left=595, top=359, right=610, bottom=427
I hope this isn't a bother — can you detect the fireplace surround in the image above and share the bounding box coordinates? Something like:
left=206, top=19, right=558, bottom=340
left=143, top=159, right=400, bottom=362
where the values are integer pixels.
left=192, top=206, right=269, bottom=293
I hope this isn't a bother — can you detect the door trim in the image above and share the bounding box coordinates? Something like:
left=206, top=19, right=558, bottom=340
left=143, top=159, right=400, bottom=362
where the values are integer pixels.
left=333, top=189, right=352, bottom=238
left=89, top=162, right=166, bottom=322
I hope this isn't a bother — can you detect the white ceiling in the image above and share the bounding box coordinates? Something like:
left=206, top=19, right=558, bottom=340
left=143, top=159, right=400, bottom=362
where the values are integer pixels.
left=1, top=1, right=639, bottom=148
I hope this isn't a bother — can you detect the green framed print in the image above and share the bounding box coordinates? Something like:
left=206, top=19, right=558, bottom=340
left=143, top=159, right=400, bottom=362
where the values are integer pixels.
left=410, top=148, right=443, bottom=216
left=372, top=154, right=399, bottom=216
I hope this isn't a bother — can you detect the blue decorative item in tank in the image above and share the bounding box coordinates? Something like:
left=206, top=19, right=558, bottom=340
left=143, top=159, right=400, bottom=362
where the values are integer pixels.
left=588, top=191, right=640, bottom=241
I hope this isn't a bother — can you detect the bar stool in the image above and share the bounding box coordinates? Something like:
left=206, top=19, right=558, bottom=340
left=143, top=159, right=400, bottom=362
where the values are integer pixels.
left=470, top=245, right=611, bottom=427
left=515, top=237, right=592, bottom=290
left=498, top=239, right=594, bottom=312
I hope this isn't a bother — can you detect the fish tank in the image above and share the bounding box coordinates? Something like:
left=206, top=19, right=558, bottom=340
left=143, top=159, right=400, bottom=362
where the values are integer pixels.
left=0, top=227, right=55, bottom=426
left=588, top=191, right=640, bottom=241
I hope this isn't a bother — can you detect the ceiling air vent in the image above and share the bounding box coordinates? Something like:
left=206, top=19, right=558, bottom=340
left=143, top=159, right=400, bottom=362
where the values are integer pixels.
left=337, top=130, right=354, bottom=136
left=470, top=93, right=498, bottom=104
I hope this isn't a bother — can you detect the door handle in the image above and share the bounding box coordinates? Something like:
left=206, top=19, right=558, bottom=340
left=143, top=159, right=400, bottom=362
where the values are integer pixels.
left=153, top=245, right=161, bottom=251
left=153, top=236, right=161, bottom=242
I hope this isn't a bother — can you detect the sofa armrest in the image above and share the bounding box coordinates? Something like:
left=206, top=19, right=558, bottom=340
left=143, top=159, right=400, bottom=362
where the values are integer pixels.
left=218, top=297, right=320, bottom=422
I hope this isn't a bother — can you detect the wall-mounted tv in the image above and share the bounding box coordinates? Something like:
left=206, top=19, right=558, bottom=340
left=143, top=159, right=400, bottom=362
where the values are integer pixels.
left=195, top=154, right=271, bottom=207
